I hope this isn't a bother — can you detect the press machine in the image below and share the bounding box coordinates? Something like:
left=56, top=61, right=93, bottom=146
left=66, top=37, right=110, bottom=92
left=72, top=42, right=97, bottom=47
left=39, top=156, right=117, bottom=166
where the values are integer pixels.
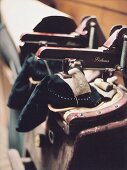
left=21, top=26, right=127, bottom=170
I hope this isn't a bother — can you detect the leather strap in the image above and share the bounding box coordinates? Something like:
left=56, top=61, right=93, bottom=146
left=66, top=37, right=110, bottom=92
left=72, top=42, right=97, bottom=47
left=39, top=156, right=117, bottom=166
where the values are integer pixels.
left=57, top=68, right=91, bottom=97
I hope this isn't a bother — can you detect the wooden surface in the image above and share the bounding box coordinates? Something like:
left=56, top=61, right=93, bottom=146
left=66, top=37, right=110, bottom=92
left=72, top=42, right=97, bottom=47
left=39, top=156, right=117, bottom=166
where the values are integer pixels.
left=54, top=0, right=127, bottom=37
left=8, top=149, right=25, bottom=170
left=0, top=126, right=12, bottom=170
left=25, top=114, right=127, bottom=170
left=0, top=59, right=12, bottom=170
left=25, top=121, right=74, bottom=170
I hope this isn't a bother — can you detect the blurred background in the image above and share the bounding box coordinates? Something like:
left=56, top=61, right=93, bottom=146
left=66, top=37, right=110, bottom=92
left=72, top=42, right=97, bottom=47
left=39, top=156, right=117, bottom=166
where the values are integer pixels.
left=53, top=0, right=127, bottom=37
left=0, top=0, right=127, bottom=169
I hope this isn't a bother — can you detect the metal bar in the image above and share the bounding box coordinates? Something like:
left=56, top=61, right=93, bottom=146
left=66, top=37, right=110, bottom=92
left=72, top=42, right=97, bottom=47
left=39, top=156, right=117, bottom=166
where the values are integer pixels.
left=88, top=22, right=96, bottom=49
left=20, top=32, right=76, bottom=41
left=20, top=33, right=86, bottom=48
left=37, top=47, right=120, bottom=69
left=120, top=35, right=127, bottom=69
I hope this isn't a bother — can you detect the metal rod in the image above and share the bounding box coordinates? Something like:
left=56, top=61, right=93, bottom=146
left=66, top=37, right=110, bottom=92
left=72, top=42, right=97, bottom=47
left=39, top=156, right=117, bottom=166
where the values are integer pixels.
left=120, top=34, right=127, bottom=69
left=89, top=22, right=96, bottom=49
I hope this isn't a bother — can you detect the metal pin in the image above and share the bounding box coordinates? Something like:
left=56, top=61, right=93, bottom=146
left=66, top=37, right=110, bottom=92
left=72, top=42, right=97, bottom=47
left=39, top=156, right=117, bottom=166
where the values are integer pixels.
left=120, top=35, right=127, bottom=69
left=89, top=22, right=96, bottom=49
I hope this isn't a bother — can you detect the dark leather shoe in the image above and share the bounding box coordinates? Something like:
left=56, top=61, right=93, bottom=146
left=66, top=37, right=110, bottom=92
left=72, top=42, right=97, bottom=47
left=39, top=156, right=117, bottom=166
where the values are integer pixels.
left=16, top=73, right=102, bottom=132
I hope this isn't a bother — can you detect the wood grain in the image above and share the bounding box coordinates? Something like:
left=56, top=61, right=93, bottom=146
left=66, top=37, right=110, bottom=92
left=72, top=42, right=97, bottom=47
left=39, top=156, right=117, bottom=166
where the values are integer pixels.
left=54, top=0, right=127, bottom=37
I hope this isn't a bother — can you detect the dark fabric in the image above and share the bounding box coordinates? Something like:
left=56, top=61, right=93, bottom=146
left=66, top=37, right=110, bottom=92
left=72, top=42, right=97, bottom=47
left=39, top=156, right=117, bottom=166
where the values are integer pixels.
left=16, top=76, right=50, bottom=132
left=7, top=53, right=62, bottom=110
left=33, top=16, right=77, bottom=34
left=48, top=75, right=102, bottom=108
left=20, top=43, right=42, bottom=65
left=16, top=74, right=102, bottom=132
